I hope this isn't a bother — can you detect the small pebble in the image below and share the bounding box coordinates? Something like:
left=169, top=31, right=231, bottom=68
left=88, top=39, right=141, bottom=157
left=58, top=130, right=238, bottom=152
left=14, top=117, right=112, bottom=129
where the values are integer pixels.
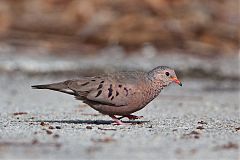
left=40, top=122, right=46, bottom=126
left=196, top=126, right=204, bottom=130
left=235, top=127, right=240, bottom=131
left=198, top=121, right=207, bottom=125
left=56, top=126, right=61, bottom=129
left=46, top=130, right=53, bottom=135
left=86, top=126, right=93, bottom=129
left=49, top=126, right=55, bottom=129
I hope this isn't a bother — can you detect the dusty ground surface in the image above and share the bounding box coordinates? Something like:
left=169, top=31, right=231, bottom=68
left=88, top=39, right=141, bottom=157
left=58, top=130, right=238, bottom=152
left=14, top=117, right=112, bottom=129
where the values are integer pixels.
left=0, top=52, right=239, bottom=160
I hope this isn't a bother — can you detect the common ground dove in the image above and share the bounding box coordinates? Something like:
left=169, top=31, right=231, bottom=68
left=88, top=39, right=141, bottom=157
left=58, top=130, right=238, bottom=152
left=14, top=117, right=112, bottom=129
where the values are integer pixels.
left=32, top=66, right=182, bottom=125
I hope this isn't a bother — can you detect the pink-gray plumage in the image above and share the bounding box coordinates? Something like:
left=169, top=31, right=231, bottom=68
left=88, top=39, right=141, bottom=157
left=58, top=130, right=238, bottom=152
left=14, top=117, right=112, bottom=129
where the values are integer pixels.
left=32, top=66, right=182, bottom=125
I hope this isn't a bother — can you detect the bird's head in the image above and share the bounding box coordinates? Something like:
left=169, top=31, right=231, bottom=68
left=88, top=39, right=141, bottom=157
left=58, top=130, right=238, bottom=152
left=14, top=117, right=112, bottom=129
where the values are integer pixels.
left=147, top=66, right=182, bottom=87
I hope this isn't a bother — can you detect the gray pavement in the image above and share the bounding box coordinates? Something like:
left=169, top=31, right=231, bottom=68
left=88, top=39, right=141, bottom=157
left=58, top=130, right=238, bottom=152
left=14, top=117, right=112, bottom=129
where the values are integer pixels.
left=0, top=49, right=239, bottom=160
left=0, top=72, right=239, bottom=160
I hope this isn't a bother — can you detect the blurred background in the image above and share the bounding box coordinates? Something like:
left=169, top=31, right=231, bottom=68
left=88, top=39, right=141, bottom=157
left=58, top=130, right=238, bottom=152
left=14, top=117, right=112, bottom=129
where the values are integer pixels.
left=0, top=1, right=239, bottom=160
left=0, top=0, right=239, bottom=77
left=0, top=0, right=239, bottom=55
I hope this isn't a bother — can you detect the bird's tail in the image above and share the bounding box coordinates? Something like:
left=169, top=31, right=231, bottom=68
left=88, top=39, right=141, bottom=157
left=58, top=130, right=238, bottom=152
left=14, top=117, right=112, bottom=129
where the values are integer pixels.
left=32, top=81, right=75, bottom=95
left=32, top=82, right=67, bottom=90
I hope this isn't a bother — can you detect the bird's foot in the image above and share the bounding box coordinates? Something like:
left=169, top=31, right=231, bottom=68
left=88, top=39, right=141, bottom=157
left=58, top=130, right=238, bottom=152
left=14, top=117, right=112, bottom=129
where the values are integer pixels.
left=124, top=115, right=143, bottom=120
left=112, top=121, right=126, bottom=125
left=109, top=115, right=126, bottom=125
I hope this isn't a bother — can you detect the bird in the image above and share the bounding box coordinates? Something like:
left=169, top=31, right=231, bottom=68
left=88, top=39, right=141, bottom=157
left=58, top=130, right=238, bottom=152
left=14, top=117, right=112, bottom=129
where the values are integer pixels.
left=32, top=66, right=182, bottom=125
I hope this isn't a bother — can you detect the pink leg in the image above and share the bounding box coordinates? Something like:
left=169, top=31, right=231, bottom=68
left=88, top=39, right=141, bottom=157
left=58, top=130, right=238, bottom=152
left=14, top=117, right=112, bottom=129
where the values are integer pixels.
left=109, top=115, right=125, bottom=125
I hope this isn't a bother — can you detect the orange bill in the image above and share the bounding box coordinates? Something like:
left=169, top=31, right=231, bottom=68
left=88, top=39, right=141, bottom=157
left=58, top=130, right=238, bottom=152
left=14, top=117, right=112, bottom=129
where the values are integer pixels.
left=171, top=77, right=182, bottom=86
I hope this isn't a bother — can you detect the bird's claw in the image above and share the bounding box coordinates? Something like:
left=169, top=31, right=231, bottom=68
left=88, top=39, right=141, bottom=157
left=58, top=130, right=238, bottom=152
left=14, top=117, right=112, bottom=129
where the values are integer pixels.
left=126, top=115, right=143, bottom=120
left=118, top=115, right=143, bottom=120
left=111, top=120, right=126, bottom=125
left=110, top=115, right=143, bottom=125
left=110, top=115, right=126, bottom=125
left=112, top=122, right=126, bottom=125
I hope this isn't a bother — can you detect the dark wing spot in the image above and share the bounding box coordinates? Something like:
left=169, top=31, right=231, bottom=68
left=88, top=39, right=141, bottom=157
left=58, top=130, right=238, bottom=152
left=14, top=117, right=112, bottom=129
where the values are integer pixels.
left=95, top=90, right=102, bottom=97
left=81, top=82, right=90, bottom=86
left=97, top=84, right=103, bottom=90
left=118, top=85, right=122, bottom=88
left=116, top=91, right=119, bottom=97
left=108, top=84, right=113, bottom=98
left=91, top=79, right=96, bottom=81
left=111, top=96, right=114, bottom=100
left=108, top=91, right=112, bottom=98
left=100, top=81, right=104, bottom=84
left=124, top=87, right=128, bottom=96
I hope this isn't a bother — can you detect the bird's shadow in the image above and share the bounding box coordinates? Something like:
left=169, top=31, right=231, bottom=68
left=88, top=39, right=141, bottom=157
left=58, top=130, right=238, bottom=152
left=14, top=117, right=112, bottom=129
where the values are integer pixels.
left=31, top=119, right=149, bottom=125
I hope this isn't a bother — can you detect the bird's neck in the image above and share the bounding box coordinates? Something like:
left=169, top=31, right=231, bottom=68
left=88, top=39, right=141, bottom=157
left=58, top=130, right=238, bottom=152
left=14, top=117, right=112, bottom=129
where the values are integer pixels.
left=146, top=72, right=168, bottom=89
left=152, top=80, right=167, bottom=92
left=148, top=76, right=168, bottom=88
left=136, top=78, right=167, bottom=107
left=143, top=79, right=167, bottom=99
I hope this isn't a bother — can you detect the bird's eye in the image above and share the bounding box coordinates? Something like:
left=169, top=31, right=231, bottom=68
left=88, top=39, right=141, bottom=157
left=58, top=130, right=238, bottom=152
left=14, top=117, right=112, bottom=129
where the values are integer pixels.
left=165, top=72, right=170, bottom=76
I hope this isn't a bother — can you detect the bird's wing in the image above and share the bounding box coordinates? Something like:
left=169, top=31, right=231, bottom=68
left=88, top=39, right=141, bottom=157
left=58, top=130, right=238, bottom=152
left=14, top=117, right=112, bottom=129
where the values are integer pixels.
left=66, top=74, right=137, bottom=106
left=86, top=82, right=133, bottom=106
